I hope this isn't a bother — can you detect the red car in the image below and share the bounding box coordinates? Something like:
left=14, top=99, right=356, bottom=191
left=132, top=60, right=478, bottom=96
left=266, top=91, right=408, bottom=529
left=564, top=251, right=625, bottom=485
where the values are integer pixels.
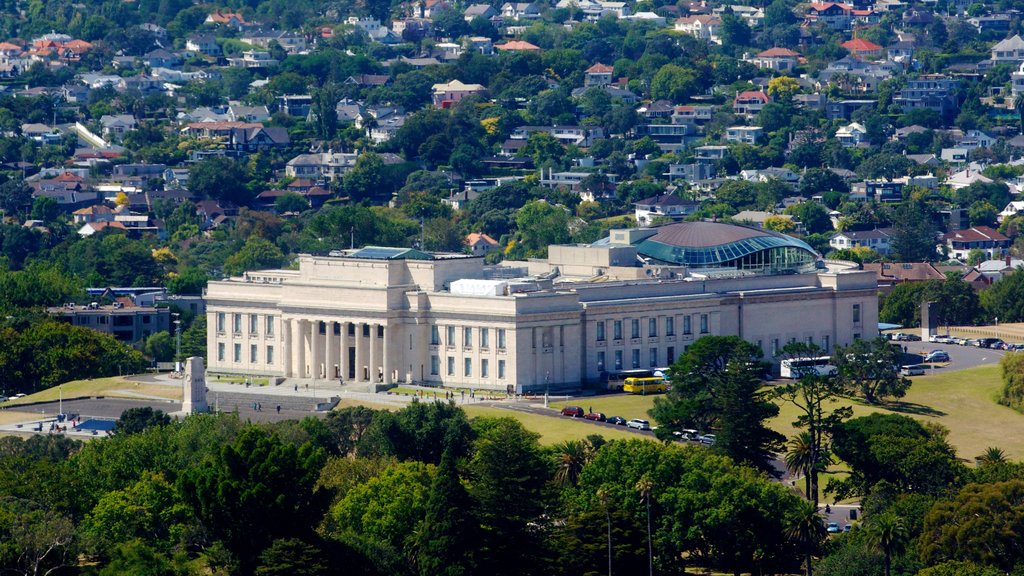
left=584, top=412, right=606, bottom=422
left=561, top=406, right=584, bottom=417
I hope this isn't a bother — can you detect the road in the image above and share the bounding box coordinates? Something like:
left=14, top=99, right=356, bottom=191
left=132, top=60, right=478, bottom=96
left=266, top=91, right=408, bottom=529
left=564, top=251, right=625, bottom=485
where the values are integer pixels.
left=895, top=339, right=1005, bottom=373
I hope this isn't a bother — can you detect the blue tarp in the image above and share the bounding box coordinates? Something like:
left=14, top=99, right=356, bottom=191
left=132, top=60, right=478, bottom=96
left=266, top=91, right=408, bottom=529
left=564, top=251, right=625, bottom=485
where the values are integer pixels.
left=878, top=323, right=903, bottom=331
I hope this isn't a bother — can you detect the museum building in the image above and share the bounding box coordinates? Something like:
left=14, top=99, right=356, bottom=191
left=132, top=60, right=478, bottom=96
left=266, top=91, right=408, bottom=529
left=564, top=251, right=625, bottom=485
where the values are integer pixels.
left=205, top=221, right=878, bottom=391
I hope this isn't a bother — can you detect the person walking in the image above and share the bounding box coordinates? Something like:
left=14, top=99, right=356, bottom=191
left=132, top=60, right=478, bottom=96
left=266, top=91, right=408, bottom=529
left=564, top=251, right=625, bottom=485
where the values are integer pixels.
left=276, top=405, right=281, bottom=414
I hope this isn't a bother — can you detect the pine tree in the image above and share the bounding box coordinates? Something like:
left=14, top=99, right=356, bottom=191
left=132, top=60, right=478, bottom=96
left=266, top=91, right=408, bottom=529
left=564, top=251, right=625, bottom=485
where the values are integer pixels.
left=416, top=436, right=477, bottom=576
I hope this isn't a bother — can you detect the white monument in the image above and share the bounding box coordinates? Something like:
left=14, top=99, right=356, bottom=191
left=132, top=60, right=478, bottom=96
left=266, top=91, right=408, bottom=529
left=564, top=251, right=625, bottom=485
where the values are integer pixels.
left=181, top=356, right=208, bottom=414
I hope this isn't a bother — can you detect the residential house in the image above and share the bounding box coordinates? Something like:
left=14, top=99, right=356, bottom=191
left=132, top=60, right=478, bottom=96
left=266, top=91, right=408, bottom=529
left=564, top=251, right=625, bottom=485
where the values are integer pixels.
left=21, top=123, right=62, bottom=145
left=805, top=2, right=853, bottom=30
left=186, top=34, right=221, bottom=56
left=240, top=30, right=307, bottom=53
left=945, top=168, right=991, bottom=189
left=992, top=34, right=1024, bottom=63
left=633, top=194, right=699, bottom=225
left=969, top=14, right=1011, bottom=33
left=672, top=105, right=715, bottom=124
left=139, top=23, right=167, bottom=41
left=511, top=125, right=604, bottom=147
left=32, top=172, right=99, bottom=208
left=957, top=129, right=995, bottom=150
left=345, top=16, right=399, bottom=43
left=285, top=151, right=358, bottom=181
left=466, top=232, right=499, bottom=256
left=228, top=50, right=279, bottom=69
left=495, top=40, right=541, bottom=52
left=894, top=75, right=959, bottom=117
left=674, top=15, right=721, bottom=44
left=695, top=145, right=729, bottom=161
left=465, top=36, right=495, bottom=55
left=835, top=122, right=868, bottom=146
left=369, top=114, right=408, bottom=144
left=741, top=167, right=801, bottom=185
left=278, top=94, right=313, bottom=117
left=999, top=200, right=1024, bottom=222
left=861, top=262, right=945, bottom=291
left=713, top=4, right=763, bottom=27
left=733, top=90, right=770, bottom=116
left=887, top=40, right=915, bottom=62
left=47, top=301, right=170, bottom=343
left=432, top=80, right=487, bottom=107
left=733, top=211, right=800, bottom=233
left=205, top=10, right=249, bottom=29
left=639, top=100, right=674, bottom=120
left=829, top=227, right=895, bottom=254
left=501, top=2, right=542, bottom=20
left=748, top=47, right=800, bottom=72
left=72, top=204, right=114, bottom=225
left=137, top=50, right=176, bottom=71
left=725, top=125, right=764, bottom=144
left=818, top=56, right=896, bottom=92
left=1012, top=61, right=1024, bottom=97
left=941, top=148, right=970, bottom=164
left=100, top=114, right=137, bottom=140
left=841, top=38, right=883, bottom=59
left=943, top=226, right=1011, bottom=260
left=464, top=4, right=499, bottom=21
left=585, top=63, right=614, bottom=87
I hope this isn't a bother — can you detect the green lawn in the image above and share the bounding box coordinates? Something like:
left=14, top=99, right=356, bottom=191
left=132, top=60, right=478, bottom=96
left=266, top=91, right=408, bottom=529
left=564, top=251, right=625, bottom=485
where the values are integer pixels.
left=549, top=393, right=661, bottom=420
left=772, top=364, right=1024, bottom=461
left=462, top=405, right=650, bottom=445
left=1, top=377, right=182, bottom=406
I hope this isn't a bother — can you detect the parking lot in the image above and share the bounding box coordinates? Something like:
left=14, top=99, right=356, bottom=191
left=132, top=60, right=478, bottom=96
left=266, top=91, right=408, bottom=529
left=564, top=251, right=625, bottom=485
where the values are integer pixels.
left=889, top=333, right=1006, bottom=373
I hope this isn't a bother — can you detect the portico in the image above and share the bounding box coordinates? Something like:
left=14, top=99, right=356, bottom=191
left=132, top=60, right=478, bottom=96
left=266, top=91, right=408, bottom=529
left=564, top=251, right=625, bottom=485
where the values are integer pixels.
left=280, top=318, right=392, bottom=384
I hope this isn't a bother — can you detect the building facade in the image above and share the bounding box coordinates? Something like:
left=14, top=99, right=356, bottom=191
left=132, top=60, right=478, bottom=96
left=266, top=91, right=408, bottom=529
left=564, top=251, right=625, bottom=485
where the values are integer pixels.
left=206, top=223, right=878, bottom=391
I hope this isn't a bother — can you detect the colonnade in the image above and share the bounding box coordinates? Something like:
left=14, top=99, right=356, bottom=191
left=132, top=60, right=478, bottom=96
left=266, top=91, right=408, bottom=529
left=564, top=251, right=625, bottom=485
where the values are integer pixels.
left=281, top=318, right=392, bottom=384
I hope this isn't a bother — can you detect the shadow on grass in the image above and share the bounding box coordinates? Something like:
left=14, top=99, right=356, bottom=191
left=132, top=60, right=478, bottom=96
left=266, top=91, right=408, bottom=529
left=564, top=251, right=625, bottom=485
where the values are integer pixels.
left=882, top=400, right=947, bottom=417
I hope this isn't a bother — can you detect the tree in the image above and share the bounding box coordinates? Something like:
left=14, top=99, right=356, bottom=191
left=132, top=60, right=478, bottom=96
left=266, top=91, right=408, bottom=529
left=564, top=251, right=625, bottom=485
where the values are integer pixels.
left=178, top=315, right=206, bottom=361
left=649, top=335, right=783, bottom=473
left=919, top=480, right=1024, bottom=571
left=166, top=268, right=208, bottom=295
left=864, top=514, right=908, bottom=576
left=764, top=215, right=796, bottom=233
left=467, top=417, right=550, bottom=576
left=0, top=179, right=32, bottom=217
left=342, top=153, right=387, bottom=203
left=981, top=269, right=1024, bottom=323
left=785, top=202, right=832, bottom=234
left=998, top=351, right=1024, bottom=411
left=416, top=434, right=477, bottom=576
left=649, top=64, right=699, bottom=103
left=143, top=331, right=175, bottom=363
left=29, top=197, right=58, bottom=223
left=274, top=192, right=309, bottom=214
left=785, top=500, right=826, bottom=576
left=223, top=236, right=287, bottom=276
left=96, top=540, right=182, bottom=576
left=180, top=426, right=327, bottom=573
left=255, top=539, right=328, bottom=576
left=768, top=76, right=801, bottom=103
left=510, top=200, right=570, bottom=258
left=553, top=439, right=594, bottom=487
left=114, top=407, right=171, bottom=436
left=718, top=10, right=752, bottom=50
left=833, top=337, right=911, bottom=404
left=830, top=413, right=963, bottom=499
left=187, top=157, right=251, bottom=206
left=890, top=202, right=939, bottom=262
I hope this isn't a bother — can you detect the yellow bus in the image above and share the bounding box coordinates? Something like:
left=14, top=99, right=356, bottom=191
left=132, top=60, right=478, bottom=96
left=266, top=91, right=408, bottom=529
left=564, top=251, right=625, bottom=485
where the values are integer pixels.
left=623, top=377, right=668, bottom=395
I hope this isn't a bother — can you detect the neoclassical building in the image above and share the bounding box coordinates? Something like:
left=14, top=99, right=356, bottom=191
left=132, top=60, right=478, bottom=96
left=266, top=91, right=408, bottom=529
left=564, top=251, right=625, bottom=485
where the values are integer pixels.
left=205, top=222, right=878, bottom=392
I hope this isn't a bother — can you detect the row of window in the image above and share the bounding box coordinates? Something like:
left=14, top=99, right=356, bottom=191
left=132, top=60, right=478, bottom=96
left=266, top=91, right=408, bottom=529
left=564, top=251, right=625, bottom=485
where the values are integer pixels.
left=218, top=342, right=275, bottom=364
left=762, top=336, right=832, bottom=357
left=597, top=347, right=678, bottom=371
left=217, top=313, right=275, bottom=337
left=431, top=326, right=507, bottom=350
left=429, top=355, right=507, bottom=379
left=595, top=314, right=708, bottom=342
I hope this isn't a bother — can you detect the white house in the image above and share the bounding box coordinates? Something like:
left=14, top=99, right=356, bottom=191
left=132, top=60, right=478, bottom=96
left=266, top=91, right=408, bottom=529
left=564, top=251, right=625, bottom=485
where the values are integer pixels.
left=835, top=122, right=868, bottom=146
left=829, top=228, right=895, bottom=255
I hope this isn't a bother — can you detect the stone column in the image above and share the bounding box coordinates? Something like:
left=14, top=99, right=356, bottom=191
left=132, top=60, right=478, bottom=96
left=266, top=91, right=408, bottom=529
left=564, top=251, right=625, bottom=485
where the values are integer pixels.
left=369, top=323, right=379, bottom=383
left=311, top=321, right=323, bottom=379
left=382, top=324, right=392, bottom=385
left=326, top=322, right=338, bottom=380
left=293, top=319, right=306, bottom=378
left=355, top=322, right=365, bottom=381
left=281, top=318, right=292, bottom=377
left=340, top=321, right=350, bottom=381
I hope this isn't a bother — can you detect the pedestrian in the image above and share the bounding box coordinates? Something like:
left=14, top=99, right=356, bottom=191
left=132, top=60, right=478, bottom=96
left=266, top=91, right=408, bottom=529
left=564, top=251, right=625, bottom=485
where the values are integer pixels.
left=903, top=345, right=908, bottom=354
left=257, top=402, right=262, bottom=412
left=276, top=405, right=281, bottom=414
left=305, top=383, right=309, bottom=390
left=588, top=406, right=592, bottom=414
left=294, top=384, right=298, bottom=392
left=252, top=402, right=257, bottom=411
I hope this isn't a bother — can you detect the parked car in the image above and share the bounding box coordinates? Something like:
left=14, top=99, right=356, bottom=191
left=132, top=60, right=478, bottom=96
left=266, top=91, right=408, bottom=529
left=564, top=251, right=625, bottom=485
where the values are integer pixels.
left=1007, top=344, right=1024, bottom=352
left=899, top=364, right=925, bottom=376
left=925, top=350, right=950, bottom=363
left=626, top=418, right=651, bottom=431
left=980, top=338, right=1006, bottom=349
left=955, top=338, right=971, bottom=346
left=902, top=333, right=921, bottom=341
left=826, top=522, right=840, bottom=534
left=672, top=428, right=699, bottom=441
left=584, top=412, right=606, bottom=422
left=606, top=416, right=626, bottom=425
left=843, top=524, right=852, bottom=532
left=698, top=433, right=716, bottom=445
left=928, top=334, right=948, bottom=343
left=560, top=406, right=585, bottom=417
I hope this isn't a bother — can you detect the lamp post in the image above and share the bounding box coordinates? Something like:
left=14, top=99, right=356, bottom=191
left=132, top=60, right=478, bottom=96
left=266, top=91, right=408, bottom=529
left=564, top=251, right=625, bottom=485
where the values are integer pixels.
left=172, top=313, right=182, bottom=373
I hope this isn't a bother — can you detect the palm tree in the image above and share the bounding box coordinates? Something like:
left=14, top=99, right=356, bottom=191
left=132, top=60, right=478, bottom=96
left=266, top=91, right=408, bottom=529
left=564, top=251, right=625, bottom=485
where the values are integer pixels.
left=635, top=476, right=654, bottom=576
left=977, top=446, right=1007, bottom=465
left=864, top=514, right=909, bottom=576
left=786, top=432, right=816, bottom=504
left=553, top=439, right=593, bottom=487
left=784, top=500, right=826, bottom=576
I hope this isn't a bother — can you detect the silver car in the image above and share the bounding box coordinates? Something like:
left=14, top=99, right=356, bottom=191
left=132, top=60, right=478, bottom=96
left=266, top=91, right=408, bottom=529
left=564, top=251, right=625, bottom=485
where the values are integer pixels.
left=627, top=418, right=651, bottom=431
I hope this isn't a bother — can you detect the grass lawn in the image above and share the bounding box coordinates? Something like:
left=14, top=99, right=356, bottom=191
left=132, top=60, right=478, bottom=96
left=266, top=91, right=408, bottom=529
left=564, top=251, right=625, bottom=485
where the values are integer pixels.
left=771, top=364, right=1024, bottom=461
left=1, top=377, right=183, bottom=407
left=462, top=405, right=650, bottom=445
left=549, top=394, right=661, bottom=420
